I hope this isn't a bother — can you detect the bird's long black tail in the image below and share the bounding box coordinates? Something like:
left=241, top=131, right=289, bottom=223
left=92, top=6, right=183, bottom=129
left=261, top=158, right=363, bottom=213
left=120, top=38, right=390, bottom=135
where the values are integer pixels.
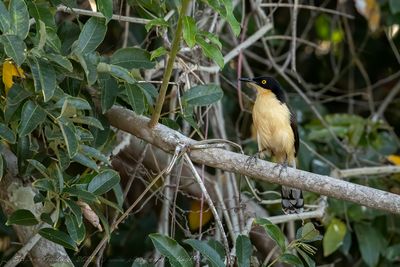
left=281, top=160, right=304, bottom=214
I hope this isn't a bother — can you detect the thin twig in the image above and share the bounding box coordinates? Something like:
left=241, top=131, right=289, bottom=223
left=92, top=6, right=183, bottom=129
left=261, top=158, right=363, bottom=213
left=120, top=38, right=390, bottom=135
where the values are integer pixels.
left=259, top=3, right=354, bottom=19
left=57, top=5, right=150, bottom=24
left=333, top=166, right=400, bottom=178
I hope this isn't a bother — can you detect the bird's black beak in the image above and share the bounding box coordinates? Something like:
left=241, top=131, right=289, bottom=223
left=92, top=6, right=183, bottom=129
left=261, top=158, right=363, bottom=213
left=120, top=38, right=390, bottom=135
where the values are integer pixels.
left=239, top=77, right=253, bottom=83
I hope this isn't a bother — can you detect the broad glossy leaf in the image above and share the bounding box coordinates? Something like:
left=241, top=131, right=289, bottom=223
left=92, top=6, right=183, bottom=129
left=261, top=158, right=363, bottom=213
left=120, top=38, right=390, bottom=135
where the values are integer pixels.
left=63, top=199, right=83, bottom=226
left=355, top=223, right=386, bottom=267
left=18, top=100, right=47, bottom=136
left=74, top=17, right=106, bottom=53
left=111, top=47, right=155, bottom=69
left=33, top=178, right=56, bottom=192
left=196, top=36, right=224, bottom=68
left=0, top=123, right=16, bottom=143
left=56, top=96, right=91, bottom=110
left=81, top=145, right=109, bottom=164
left=65, top=213, right=85, bottom=244
left=46, top=53, right=73, bottom=72
left=323, top=218, right=346, bottom=257
left=184, top=239, right=224, bottom=267
left=10, top=0, right=29, bottom=39
left=297, top=248, right=316, bottom=267
left=73, top=152, right=99, bottom=171
left=255, top=218, right=286, bottom=251
left=88, top=170, right=120, bottom=195
left=6, top=209, right=38, bottom=226
left=150, top=234, right=193, bottom=267
left=75, top=52, right=98, bottom=85
left=280, top=253, right=304, bottom=267
left=297, top=222, right=321, bottom=242
left=29, top=57, right=56, bottom=102
left=126, top=83, right=146, bottom=115
left=0, top=34, right=26, bottom=66
left=97, top=0, right=112, bottom=22
left=39, top=228, right=77, bottom=251
left=236, top=235, right=252, bottom=267
left=98, top=74, right=118, bottom=114
left=182, top=84, right=223, bottom=106
left=183, top=16, right=197, bottom=48
left=27, top=2, right=56, bottom=28
left=58, top=118, right=78, bottom=158
left=71, top=116, right=104, bottom=130
left=97, top=63, right=136, bottom=84
left=64, top=186, right=97, bottom=203
left=27, top=159, right=49, bottom=178
left=0, top=1, right=11, bottom=33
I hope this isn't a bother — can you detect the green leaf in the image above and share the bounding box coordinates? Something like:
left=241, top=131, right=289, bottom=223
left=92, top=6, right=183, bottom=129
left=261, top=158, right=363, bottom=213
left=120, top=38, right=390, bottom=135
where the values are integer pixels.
left=145, top=18, right=169, bottom=32
left=296, top=248, right=316, bottom=267
left=323, top=218, right=346, bottom=257
left=74, top=17, right=106, bottom=54
left=184, top=239, right=224, bottom=267
left=72, top=152, right=99, bottom=171
left=18, top=100, right=47, bottom=136
left=0, top=34, right=26, bottom=66
left=390, top=0, right=400, bottom=14
left=126, top=83, right=146, bottom=115
left=63, top=199, right=83, bottom=226
left=98, top=74, right=119, bottom=114
left=150, top=47, right=167, bottom=60
left=196, top=36, right=224, bottom=68
left=111, top=47, right=155, bottom=69
left=355, top=223, right=386, bottom=267
left=182, top=84, right=223, bottom=106
left=75, top=52, right=98, bottom=86
left=29, top=57, right=57, bottom=102
left=236, top=235, right=252, bottom=267
left=71, top=116, right=104, bottom=130
left=27, top=2, right=56, bottom=28
left=183, top=16, right=197, bottom=48
left=201, top=31, right=222, bottom=49
left=0, top=1, right=11, bottom=33
left=33, top=178, right=55, bottom=191
left=46, top=53, right=73, bottom=72
left=55, top=164, right=64, bottom=193
left=27, top=159, right=49, bottom=178
left=0, top=123, right=16, bottom=143
left=280, top=253, right=304, bottom=267
left=97, top=62, right=136, bottom=84
left=58, top=118, right=78, bottom=158
left=150, top=234, right=193, bottom=267
left=39, top=228, right=77, bottom=251
left=65, top=213, right=85, bottom=244
left=297, top=222, right=321, bottom=242
left=97, top=0, right=113, bottom=22
left=10, top=0, right=29, bottom=39
left=220, top=0, right=240, bottom=36
left=64, top=186, right=97, bottom=203
left=255, top=218, right=286, bottom=251
left=207, top=239, right=225, bottom=259
left=56, top=96, right=92, bottom=111
left=88, top=170, right=120, bottom=195
left=36, top=20, right=47, bottom=50
left=6, top=209, right=38, bottom=226
left=385, top=244, right=400, bottom=261
left=81, top=145, right=109, bottom=164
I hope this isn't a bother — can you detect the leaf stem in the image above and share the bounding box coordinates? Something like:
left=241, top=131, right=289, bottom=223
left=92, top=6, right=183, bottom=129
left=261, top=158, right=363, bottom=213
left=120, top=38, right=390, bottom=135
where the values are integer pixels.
left=148, top=0, right=191, bottom=128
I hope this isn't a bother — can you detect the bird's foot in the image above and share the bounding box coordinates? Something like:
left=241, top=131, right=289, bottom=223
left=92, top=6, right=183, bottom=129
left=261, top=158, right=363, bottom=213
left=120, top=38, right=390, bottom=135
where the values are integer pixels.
left=246, top=150, right=265, bottom=168
left=273, top=161, right=288, bottom=177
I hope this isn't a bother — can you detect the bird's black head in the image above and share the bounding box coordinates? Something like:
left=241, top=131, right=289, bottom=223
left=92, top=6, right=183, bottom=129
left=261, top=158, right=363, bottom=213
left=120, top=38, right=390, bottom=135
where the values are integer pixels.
left=239, top=76, right=286, bottom=103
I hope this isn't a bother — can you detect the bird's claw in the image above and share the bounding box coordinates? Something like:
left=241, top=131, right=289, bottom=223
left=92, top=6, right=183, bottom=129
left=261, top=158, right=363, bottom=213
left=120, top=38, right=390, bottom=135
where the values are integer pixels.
left=273, top=162, right=288, bottom=177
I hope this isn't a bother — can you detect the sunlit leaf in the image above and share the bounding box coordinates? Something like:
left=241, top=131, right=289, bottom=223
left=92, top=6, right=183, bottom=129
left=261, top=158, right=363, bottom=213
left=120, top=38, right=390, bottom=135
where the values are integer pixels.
left=183, top=16, right=197, bottom=48
left=74, top=17, right=106, bottom=54
left=196, top=36, right=224, bottom=68
left=10, top=0, right=29, bottom=39
left=145, top=18, right=169, bottom=32
left=323, top=218, right=346, bottom=257
left=0, top=35, right=26, bottom=66
left=29, top=57, right=56, bottom=102
left=97, top=0, right=113, bottom=22
left=0, top=1, right=11, bottom=33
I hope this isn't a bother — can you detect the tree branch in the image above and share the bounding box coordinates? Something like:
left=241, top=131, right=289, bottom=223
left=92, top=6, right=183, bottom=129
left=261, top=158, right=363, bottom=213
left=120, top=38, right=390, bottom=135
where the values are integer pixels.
left=106, top=106, right=400, bottom=214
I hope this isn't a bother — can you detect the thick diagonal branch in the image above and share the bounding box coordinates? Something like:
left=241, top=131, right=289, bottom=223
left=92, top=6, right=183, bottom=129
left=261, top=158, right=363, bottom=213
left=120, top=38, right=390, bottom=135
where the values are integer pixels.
left=106, top=106, right=400, bottom=214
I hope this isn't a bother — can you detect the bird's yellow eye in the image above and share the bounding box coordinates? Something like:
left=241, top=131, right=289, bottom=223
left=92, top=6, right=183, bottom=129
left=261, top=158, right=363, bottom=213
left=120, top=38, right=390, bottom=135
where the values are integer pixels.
left=261, top=80, right=267, bottom=84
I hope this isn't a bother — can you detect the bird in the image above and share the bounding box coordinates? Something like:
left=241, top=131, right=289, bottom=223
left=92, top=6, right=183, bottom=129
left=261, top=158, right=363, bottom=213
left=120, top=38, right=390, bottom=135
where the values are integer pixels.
left=239, top=76, right=303, bottom=214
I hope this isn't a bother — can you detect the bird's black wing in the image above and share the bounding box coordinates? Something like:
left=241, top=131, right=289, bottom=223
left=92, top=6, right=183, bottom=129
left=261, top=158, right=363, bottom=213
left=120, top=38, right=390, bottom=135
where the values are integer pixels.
left=290, top=112, right=299, bottom=157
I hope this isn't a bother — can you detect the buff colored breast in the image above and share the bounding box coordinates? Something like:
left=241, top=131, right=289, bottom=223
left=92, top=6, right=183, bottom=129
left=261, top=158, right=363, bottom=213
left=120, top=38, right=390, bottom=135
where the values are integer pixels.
left=252, top=90, right=295, bottom=163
